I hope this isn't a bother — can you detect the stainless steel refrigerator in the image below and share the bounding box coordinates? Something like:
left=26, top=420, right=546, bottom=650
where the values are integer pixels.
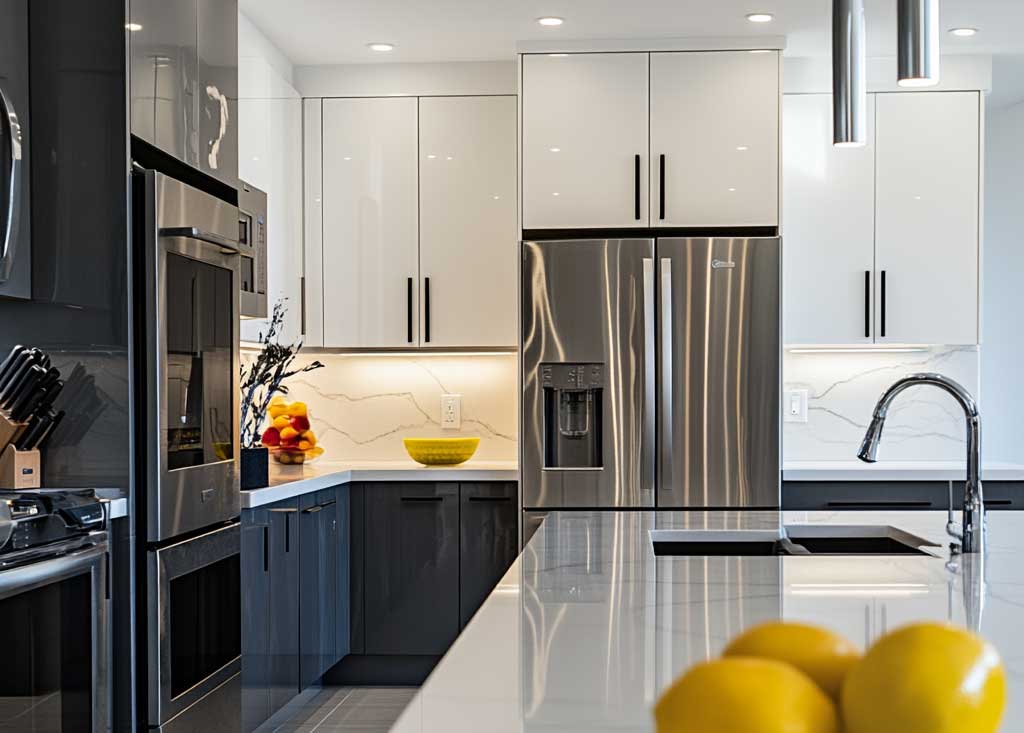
left=521, top=237, right=780, bottom=512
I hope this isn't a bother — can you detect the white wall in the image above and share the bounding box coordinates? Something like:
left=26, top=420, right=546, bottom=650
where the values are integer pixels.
left=981, top=57, right=1024, bottom=464
left=295, top=60, right=516, bottom=98
left=238, top=13, right=303, bottom=344
left=784, top=54, right=993, bottom=94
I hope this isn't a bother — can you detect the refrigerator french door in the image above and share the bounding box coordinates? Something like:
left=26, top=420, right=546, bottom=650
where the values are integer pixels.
left=520, top=237, right=780, bottom=511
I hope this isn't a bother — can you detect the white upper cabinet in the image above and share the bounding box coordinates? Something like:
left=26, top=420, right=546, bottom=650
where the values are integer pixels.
left=783, top=94, right=876, bottom=345
left=522, top=53, right=650, bottom=229
left=321, top=97, right=420, bottom=348
left=650, top=51, right=780, bottom=227
left=875, top=92, right=980, bottom=345
left=419, top=97, right=518, bottom=348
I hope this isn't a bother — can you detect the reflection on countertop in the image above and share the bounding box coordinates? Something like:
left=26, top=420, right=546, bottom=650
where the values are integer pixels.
left=392, top=509, right=1024, bottom=732
left=241, top=459, right=519, bottom=508
left=784, top=460, right=1024, bottom=481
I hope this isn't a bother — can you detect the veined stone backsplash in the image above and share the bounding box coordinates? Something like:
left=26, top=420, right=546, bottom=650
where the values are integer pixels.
left=243, top=352, right=518, bottom=461
left=784, top=346, right=981, bottom=462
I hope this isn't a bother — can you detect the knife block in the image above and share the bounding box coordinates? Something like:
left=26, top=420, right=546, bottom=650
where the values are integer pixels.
left=0, top=413, right=27, bottom=454
left=0, top=444, right=40, bottom=490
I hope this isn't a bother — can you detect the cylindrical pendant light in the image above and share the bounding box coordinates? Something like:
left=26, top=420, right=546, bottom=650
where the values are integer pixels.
left=833, top=0, right=867, bottom=147
left=898, top=0, right=940, bottom=87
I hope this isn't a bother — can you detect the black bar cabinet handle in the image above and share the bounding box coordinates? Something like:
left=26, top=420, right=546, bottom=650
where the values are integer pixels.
left=401, top=496, right=443, bottom=503
left=634, top=154, right=641, bottom=220
left=424, top=277, right=431, bottom=343
left=285, top=514, right=291, bottom=553
left=880, top=270, right=887, bottom=338
left=468, top=496, right=513, bottom=503
left=263, top=526, right=269, bottom=572
left=406, top=277, right=413, bottom=343
left=864, top=270, right=871, bottom=338
left=659, top=154, right=666, bottom=220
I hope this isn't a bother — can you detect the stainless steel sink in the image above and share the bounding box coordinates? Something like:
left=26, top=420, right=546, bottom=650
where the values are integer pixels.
left=651, top=525, right=940, bottom=557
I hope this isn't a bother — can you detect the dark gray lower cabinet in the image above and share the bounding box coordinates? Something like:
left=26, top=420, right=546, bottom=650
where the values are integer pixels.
left=459, top=483, right=518, bottom=627
left=241, top=510, right=270, bottom=732
left=364, top=483, right=461, bottom=655
left=266, top=501, right=300, bottom=712
left=299, top=489, right=338, bottom=689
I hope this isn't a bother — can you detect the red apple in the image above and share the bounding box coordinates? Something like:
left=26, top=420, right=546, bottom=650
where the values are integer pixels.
left=261, top=427, right=281, bottom=446
left=280, top=436, right=299, bottom=449
left=289, top=415, right=310, bottom=432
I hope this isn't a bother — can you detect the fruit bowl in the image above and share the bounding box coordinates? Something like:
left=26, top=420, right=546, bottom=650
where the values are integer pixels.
left=403, top=437, right=479, bottom=466
left=261, top=397, right=323, bottom=464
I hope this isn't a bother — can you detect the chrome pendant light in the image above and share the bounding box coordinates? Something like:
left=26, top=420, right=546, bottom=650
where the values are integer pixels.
left=898, top=0, right=940, bottom=87
left=832, top=0, right=867, bottom=147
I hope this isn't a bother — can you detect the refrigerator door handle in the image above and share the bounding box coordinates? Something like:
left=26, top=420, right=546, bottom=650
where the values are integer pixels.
left=642, top=257, right=656, bottom=499
left=0, top=83, right=23, bottom=284
left=659, top=258, right=674, bottom=497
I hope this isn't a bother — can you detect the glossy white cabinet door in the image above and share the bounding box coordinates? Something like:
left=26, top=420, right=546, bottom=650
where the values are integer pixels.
left=651, top=51, right=780, bottom=227
left=419, top=97, right=518, bottom=348
left=522, top=53, right=649, bottom=229
left=322, top=97, right=419, bottom=347
left=875, top=92, right=980, bottom=345
left=783, top=94, right=876, bottom=345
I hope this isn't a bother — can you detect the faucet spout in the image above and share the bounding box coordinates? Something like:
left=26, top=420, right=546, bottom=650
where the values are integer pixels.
left=858, top=373, right=984, bottom=554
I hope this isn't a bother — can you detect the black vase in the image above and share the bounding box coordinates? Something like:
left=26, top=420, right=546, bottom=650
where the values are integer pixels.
left=240, top=447, right=269, bottom=490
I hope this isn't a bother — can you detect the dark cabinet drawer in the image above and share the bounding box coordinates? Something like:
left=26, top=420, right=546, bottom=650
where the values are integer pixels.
left=363, top=483, right=460, bottom=655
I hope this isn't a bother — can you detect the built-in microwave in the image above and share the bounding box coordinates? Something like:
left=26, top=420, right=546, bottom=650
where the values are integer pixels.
left=238, top=181, right=267, bottom=320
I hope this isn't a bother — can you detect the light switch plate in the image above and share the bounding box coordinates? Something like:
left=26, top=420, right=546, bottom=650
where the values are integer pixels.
left=441, top=394, right=462, bottom=430
left=784, top=389, right=809, bottom=423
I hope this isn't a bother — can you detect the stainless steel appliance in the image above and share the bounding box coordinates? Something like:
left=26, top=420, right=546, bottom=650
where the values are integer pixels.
left=0, top=0, right=30, bottom=301
left=521, top=237, right=781, bottom=511
left=238, top=181, right=268, bottom=319
left=138, top=170, right=241, bottom=542
left=0, top=490, right=110, bottom=731
left=135, top=169, right=242, bottom=732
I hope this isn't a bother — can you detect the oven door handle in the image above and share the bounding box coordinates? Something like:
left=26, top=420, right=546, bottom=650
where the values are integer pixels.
left=0, top=83, right=23, bottom=285
left=0, top=539, right=107, bottom=598
left=159, top=226, right=239, bottom=253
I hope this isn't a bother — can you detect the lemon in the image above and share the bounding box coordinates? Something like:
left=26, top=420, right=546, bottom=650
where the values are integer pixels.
left=722, top=621, right=861, bottom=700
left=842, top=622, right=1005, bottom=733
left=654, top=657, right=839, bottom=733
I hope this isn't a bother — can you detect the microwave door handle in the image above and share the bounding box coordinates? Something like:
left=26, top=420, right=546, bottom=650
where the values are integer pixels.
left=159, top=226, right=238, bottom=252
left=0, top=83, right=23, bottom=284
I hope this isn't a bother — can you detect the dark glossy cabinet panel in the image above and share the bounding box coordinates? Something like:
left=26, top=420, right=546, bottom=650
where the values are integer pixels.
left=266, top=500, right=300, bottom=712
left=460, top=482, right=518, bottom=627
left=364, top=483, right=461, bottom=655
left=241, top=509, right=270, bottom=732
left=335, top=486, right=351, bottom=661
left=299, top=489, right=337, bottom=689
left=129, top=0, right=199, bottom=169
left=197, top=0, right=238, bottom=188
left=0, top=0, right=30, bottom=301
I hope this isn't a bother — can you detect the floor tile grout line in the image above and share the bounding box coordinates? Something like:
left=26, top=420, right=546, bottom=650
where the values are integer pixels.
left=308, top=688, right=358, bottom=733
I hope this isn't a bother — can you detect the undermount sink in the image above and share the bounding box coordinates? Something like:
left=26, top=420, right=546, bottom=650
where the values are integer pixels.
left=651, top=525, right=940, bottom=557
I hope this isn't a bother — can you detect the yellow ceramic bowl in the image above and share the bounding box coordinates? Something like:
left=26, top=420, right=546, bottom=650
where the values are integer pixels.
left=403, top=437, right=480, bottom=466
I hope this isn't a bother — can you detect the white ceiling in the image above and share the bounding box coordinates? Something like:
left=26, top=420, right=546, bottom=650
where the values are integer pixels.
left=239, top=0, right=1024, bottom=66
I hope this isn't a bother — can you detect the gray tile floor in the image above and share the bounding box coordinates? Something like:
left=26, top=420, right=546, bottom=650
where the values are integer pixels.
left=261, top=687, right=418, bottom=733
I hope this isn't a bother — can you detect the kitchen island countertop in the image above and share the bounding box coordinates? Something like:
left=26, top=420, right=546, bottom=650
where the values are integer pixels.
left=241, top=459, right=518, bottom=508
left=393, top=509, right=1024, bottom=732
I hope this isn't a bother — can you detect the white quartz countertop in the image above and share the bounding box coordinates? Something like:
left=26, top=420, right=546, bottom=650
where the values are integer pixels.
left=241, top=460, right=519, bottom=508
left=784, top=460, right=1024, bottom=481
left=393, top=509, right=1024, bottom=732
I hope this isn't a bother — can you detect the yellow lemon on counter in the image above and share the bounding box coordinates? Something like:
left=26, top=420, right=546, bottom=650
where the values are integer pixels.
left=654, top=657, right=839, bottom=733
left=841, top=622, right=1005, bottom=733
left=272, top=415, right=291, bottom=431
left=722, top=621, right=861, bottom=700
left=288, top=401, right=308, bottom=418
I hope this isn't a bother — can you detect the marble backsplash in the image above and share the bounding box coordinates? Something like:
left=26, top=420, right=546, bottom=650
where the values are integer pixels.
left=244, top=352, right=518, bottom=461
left=783, top=346, right=981, bottom=462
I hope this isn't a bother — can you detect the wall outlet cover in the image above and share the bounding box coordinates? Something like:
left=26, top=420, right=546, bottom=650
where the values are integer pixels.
left=441, top=394, right=462, bottom=430
left=784, top=388, right=809, bottom=423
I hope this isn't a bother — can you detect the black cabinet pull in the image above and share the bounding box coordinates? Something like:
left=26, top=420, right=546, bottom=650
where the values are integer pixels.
left=659, top=154, right=666, bottom=221
left=407, top=277, right=413, bottom=343
left=634, top=154, right=641, bottom=220
left=263, top=526, right=269, bottom=573
left=880, top=270, right=887, bottom=338
left=827, top=501, right=931, bottom=508
left=468, top=496, right=513, bottom=503
left=864, top=270, right=871, bottom=338
left=424, top=277, right=431, bottom=343
left=303, top=505, right=323, bottom=514
left=400, top=496, right=443, bottom=503
left=285, top=514, right=291, bottom=553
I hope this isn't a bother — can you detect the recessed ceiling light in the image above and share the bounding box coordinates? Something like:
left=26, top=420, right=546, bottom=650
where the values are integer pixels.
left=746, top=13, right=774, bottom=23
left=549, top=147, right=561, bottom=152
left=749, top=49, right=773, bottom=54
left=427, top=154, right=437, bottom=159
left=537, top=16, right=564, bottom=26
left=125, top=22, right=143, bottom=31
left=368, top=43, right=394, bottom=52
left=552, top=192, right=560, bottom=196
left=736, top=145, right=749, bottom=151
left=548, top=53, right=569, bottom=57
left=949, top=27, right=978, bottom=37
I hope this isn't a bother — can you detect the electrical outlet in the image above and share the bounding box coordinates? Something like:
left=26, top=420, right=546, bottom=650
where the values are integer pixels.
left=784, top=389, right=809, bottom=423
left=441, top=394, right=462, bottom=430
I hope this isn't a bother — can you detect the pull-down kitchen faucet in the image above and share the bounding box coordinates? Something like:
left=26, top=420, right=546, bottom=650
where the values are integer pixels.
left=858, top=373, right=984, bottom=554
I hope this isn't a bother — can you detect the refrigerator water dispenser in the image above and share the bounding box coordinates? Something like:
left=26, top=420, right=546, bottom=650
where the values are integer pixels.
left=542, top=363, right=603, bottom=469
